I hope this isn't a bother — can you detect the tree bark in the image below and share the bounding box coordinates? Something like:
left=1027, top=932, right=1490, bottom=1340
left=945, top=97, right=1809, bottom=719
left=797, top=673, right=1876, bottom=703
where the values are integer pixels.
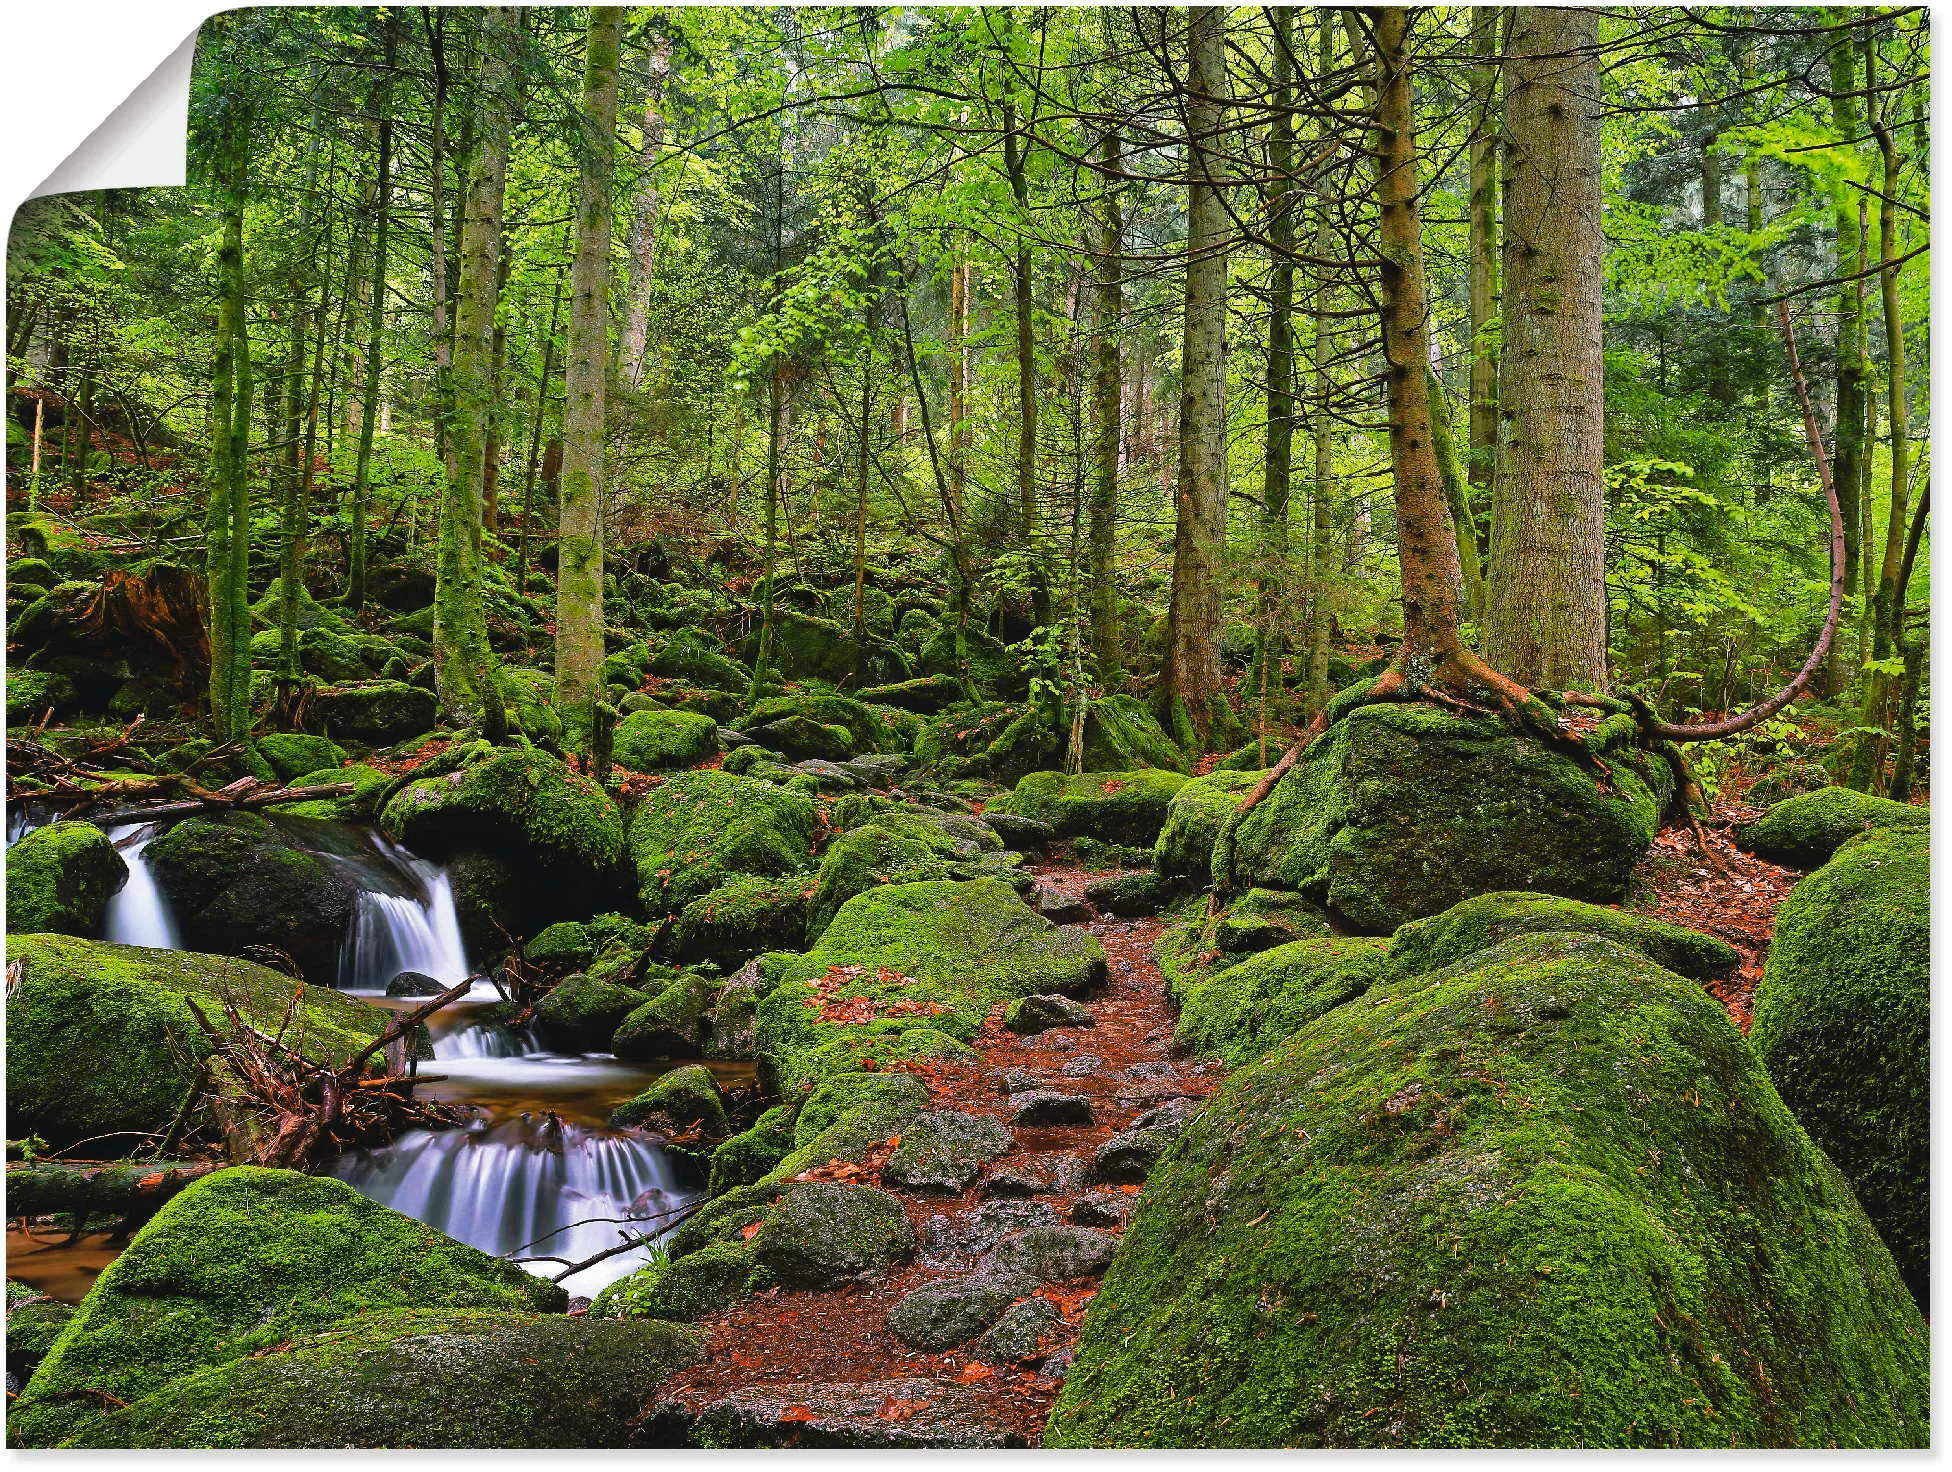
left=345, top=14, right=396, bottom=612
left=556, top=6, right=624, bottom=754
left=1484, top=4, right=1609, bottom=693
left=1088, top=126, right=1124, bottom=686
left=1826, top=31, right=1868, bottom=682
left=1255, top=7, right=1296, bottom=728
left=7, top=1160, right=220, bottom=1221
left=1465, top=5, right=1499, bottom=601
left=1004, top=103, right=1045, bottom=622
left=619, top=19, right=675, bottom=390
left=206, top=58, right=254, bottom=744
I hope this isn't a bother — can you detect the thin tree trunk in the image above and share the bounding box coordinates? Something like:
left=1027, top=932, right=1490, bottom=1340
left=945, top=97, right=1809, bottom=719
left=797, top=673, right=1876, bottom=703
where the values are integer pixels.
left=482, top=238, right=511, bottom=536
left=425, top=8, right=452, bottom=469
left=1826, top=31, right=1867, bottom=687
left=557, top=5, right=623, bottom=754
left=1004, top=104, right=1044, bottom=622
left=1255, top=7, right=1295, bottom=728
left=619, top=20, right=675, bottom=390
left=206, top=76, right=254, bottom=743
left=347, top=16, right=396, bottom=611
left=1465, top=5, right=1499, bottom=603
left=1887, top=490, right=1929, bottom=802
left=515, top=266, right=565, bottom=591
left=1088, top=126, right=1124, bottom=686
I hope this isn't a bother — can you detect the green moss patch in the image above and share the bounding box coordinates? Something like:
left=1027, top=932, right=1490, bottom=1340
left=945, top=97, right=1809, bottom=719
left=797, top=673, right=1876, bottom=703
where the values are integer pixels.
left=1176, top=936, right=1389, bottom=1066
left=627, top=769, right=814, bottom=916
left=6, top=820, right=126, bottom=936
left=1736, top=786, right=1928, bottom=868
left=614, top=708, right=720, bottom=772
left=988, top=769, right=1191, bottom=847
left=1389, top=891, right=1738, bottom=981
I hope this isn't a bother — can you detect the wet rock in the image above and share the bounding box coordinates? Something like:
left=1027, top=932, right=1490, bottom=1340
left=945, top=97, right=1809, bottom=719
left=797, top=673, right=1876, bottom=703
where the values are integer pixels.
left=384, top=970, right=444, bottom=998
left=976, top=1295, right=1064, bottom=1365
left=610, top=1064, right=729, bottom=1137
left=1093, top=1098, right=1199, bottom=1185
left=532, top=972, right=653, bottom=1051
left=980, top=1167, right=1051, bottom=1199
left=1005, top=994, right=1095, bottom=1036
left=982, top=1225, right=1116, bottom=1283
left=920, top=1200, right=1061, bottom=1263
left=1083, top=870, right=1174, bottom=917
left=882, top=1111, right=1014, bottom=1194
left=1069, top=1191, right=1136, bottom=1229
left=1011, top=1092, right=1094, bottom=1128
left=887, top=1268, right=1037, bottom=1351
left=5, top=821, right=126, bottom=937
left=754, top=1181, right=914, bottom=1288
left=686, top=1379, right=1027, bottom=1449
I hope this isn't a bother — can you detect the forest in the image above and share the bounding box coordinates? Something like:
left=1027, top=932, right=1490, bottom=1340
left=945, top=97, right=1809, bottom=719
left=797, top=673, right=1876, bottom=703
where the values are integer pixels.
left=2, top=2, right=1932, bottom=1450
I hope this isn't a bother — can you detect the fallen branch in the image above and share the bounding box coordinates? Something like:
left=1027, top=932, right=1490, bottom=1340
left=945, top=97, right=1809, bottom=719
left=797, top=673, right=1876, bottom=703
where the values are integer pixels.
left=6, top=1158, right=219, bottom=1220
left=89, top=778, right=356, bottom=827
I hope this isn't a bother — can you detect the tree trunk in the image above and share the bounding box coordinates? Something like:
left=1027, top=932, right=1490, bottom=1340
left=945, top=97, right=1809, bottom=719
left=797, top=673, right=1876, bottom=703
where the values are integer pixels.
left=619, top=21, right=675, bottom=390
left=206, top=73, right=254, bottom=744
left=1465, top=5, right=1499, bottom=598
left=1484, top=4, right=1609, bottom=693
left=1826, top=32, right=1868, bottom=688
left=514, top=267, right=565, bottom=592
left=482, top=239, right=511, bottom=536
left=556, top=5, right=623, bottom=754
left=1158, top=5, right=1231, bottom=750
left=434, top=5, right=515, bottom=740
left=425, top=8, right=453, bottom=468
left=1255, top=7, right=1296, bottom=726
left=1004, top=105, right=1045, bottom=623
left=1088, top=126, right=1124, bottom=686
left=346, top=18, right=395, bottom=613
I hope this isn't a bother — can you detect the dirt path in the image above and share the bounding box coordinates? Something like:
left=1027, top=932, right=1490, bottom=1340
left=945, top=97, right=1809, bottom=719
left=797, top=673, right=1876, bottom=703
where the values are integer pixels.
left=641, top=855, right=1223, bottom=1447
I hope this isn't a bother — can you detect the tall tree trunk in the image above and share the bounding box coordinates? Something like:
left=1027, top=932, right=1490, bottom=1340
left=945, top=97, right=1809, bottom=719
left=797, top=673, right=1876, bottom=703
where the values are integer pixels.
left=1158, top=4, right=1231, bottom=750
left=1088, top=125, right=1124, bottom=686
left=1004, top=104, right=1045, bottom=623
left=206, top=80, right=254, bottom=743
left=434, top=5, right=515, bottom=740
left=1484, top=4, right=1609, bottom=693
left=1255, top=6, right=1295, bottom=732
left=1465, top=4, right=1499, bottom=583
left=1826, top=30, right=1867, bottom=689
left=425, top=7, right=453, bottom=469
left=515, top=267, right=565, bottom=592
left=482, top=238, right=511, bottom=536
left=619, top=19, right=674, bottom=390
left=556, top=5, right=623, bottom=754
left=345, top=14, right=396, bottom=612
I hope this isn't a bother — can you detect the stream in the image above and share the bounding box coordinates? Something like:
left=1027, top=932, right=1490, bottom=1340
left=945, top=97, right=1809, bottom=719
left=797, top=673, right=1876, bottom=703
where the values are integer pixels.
left=7, top=809, right=701, bottom=1301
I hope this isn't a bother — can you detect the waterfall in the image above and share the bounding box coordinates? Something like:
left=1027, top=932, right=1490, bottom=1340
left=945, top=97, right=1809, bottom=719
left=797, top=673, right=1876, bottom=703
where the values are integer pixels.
left=434, top=1020, right=543, bottom=1061
left=336, top=833, right=474, bottom=995
left=331, top=1116, right=694, bottom=1297
left=101, top=824, right=183, bottom=951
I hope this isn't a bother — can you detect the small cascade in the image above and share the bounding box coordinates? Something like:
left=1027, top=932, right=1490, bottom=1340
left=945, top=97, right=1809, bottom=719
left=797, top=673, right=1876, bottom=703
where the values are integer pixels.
left=101, top=824, right=183, bottom=951
left=331, top=1116, right=693, bottom=1297
left=336, top=833, right=474, bottom=995
left=434, top=1020, right=544, bottom=1061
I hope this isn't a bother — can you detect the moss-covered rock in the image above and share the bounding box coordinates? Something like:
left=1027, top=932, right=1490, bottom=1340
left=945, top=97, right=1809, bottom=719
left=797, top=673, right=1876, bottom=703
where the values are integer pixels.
left=1176, top=936, right=1389, bottom=1066
left=650, top=629, right=753, bottom=693
left=1750, top=826, right=1928, bottom=1304
left=6, top=666, right=78, bottom=723
left=382, top=744, right=624, bottom=898
left=1080, top=693, right=1188, bottom=773
left=308, top=680, right=437, bottom=744
left=708, top=1104, right=799, bottom=1195
left=592, top=1241, right=774, bottom=1323
left=496, top=666, right=564, bottom=748
left=752, top=1181, right=914, bottom=1287
left=1210, top=887, right=1331, bottom=956
left=753, top=879, right=1105, bottom=1094
left=746, top=713, right=854, bottom=762
left=883, top=1110, right=1014, bottom=1194
left=764, top=1072, right=931, bottom=1184
left=532, top=973, right=654, bottom=1051
left=612, top=974, right=716, bottom=1061
left=1046, top=932, right=1928, bottom=1448
left=58, top=1309, right=704, bottom=1449
left=611, top=1063, right=730, bottom=1136
left=627, top=769, right=814, bottom=915
left=856, top=675, right=962, bottom=713
left=269, top=763, right=391, bottom=823
left=614, top=708, right=719, bottom=772
left=1390, top=891, right=1739, bottom=982
left=804, top=820, right=966, bottom=940
left=989, top=769, right=1191, bottom=847
left=6, top=820, right=127, bottom=936
left=1735, top=786, right=1928, bottom=868
left=670, top=874, right=809, bottom=964
left=1154, top=768, right=1262, bottom=885
left=6, top=1298, right=76, bottom=1386
left=1229, top=702, right=1672, bottom=934
left=10, top=1168, right=562, bottom=1447
left=6, top=934, right=383, bottom=1151
left=255, top=732, right=348, bottom=783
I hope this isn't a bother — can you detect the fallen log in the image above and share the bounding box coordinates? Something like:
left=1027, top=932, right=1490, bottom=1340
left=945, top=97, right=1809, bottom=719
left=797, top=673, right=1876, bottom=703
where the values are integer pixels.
left=89, top=779, right=356, bottom=827
left=6, top=1159, right=219, bottom=1220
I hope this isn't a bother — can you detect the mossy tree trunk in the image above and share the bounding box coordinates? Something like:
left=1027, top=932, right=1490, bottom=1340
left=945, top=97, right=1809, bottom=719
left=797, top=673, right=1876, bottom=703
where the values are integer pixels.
left=1465, top=4, right=1499, bottom=559
left=1088, top=125, right=1124, bottom=686
left=1825, top=28, right=1868, bottom=693
left=1255, top=8, right=1296, bottom=748
left=206, top=54, right=255, bottom=744
left=619, top=18, right=674, bottom=391
left=557, top=5, right=623, bottom=754
left=345, top=11, right=396, bottom=613
left=1004, top=98, right=1048, bottom=628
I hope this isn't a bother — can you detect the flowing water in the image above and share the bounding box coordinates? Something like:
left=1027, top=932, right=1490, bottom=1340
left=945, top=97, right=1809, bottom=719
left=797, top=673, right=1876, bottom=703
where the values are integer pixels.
left=101, top=823, right=183, bottom=950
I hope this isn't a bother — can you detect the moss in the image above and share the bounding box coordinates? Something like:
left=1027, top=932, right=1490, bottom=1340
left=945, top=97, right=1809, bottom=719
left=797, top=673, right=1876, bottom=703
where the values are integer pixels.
left=6, top=667, right=78, bottom=722
left=1389, top=891, right=1738, bottom=982
left=912, top=702, right=1021, bottom=774
left=6, top=821, right=127, bottom=936
left=753, top=879, right=1104, bottom=1095
left=1154, top=769, right=1263, bottom=884
left=1211, top=887, right=1333, bottom=955
left=383, top=744, right=624, bottom=891
left=532, top=973, right=654, bottom=1051
left=650, top=629, right=753, bottom=692
left=708, top=1105, right=799, bottom=1195
left=613, top=708, right=719, bottom=772
left=856, top=675, right=963, bottom=714
left=805, top=821, right=966, bottom=940
left=1735, top=787, right=1928, bottom=868
left=1750, top=826, right=1928, bottom=1304
left=1046, top=933, right=1928, bottom=1448
left=671, top=873, right=809, bottom=965
left=11, top=1168, right=563, bottom=1447
left=270, top=763, right=390, bottom=823
left=7, top=1299, right=75, bottom=1385
left=626, top=769, right=814, bottom=915
left=747, top=714, right=855, bottom=762
left=751, top=1180, right=914, bottom=1287
left=1229, top=702, right=1672, bottom=934
left=523, top=913, right=650, bottom=971
left=747, top=693, right=885, bottom=755
left=7, top=556, right=59, bottom=589
left=497, top=666, right=564, bottom=748
left=592, top=1242, right=773, bottom=1323
left=1081, top=694, right=1188, bottom=773
left=307, top=680, right=437, bottom=744
left=612, top=974, right=716, bottom=1061
left=989, top=769, right=1191, bottom=847
left=1176, top=936, right=1390, bottom=1066
left=59, top=1308, right=704, bottom=1449
left=6, top=934, right=382, bottom=1150
left=611, top=1063, right=730, bottom=1135
left=254, top=733, right=347, bottom=783
left=916, top=620, right=1018, bottom=698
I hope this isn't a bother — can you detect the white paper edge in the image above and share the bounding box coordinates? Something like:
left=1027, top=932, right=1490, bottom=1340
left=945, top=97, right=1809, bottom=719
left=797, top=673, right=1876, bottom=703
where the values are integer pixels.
left=29, top=26, right=200, bottom=202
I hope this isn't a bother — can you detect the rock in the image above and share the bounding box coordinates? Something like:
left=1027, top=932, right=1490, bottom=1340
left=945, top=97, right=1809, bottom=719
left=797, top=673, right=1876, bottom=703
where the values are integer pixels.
left=1093, top=1098, right=1199, bottom=1185
left=981, top=811, right=1054, bottom=851
left=993, top=1068, right=1044, bottom=1095
left=981, top=1167, right=1051, bottom=1198
left=748, top=714, right=854, bottom=763
left=1389, top=890, right=1739, bottom=982
left=255, top=731, right=348, bottom=782
left=6, top=667, right=78, bottom=723
left=1083, top=870, right=1174, bottom=917
left=670, top=874, right=808, bottom=965
left=593, top=1240, right=772, bottom=1323
left=6, top=1296, right=75, bottom=1388
left=763, top=1072, right=930, bottom=1185
left=612, top=974, right=715, bottom=1060
left=5, top=935, right=383, bottom=1151
left=308, top=680, right=437, bottom=744
left=804, top=815, right=978, bottom=940
left=383, top=970, right=443, bottom=997
left=613, top=708, right=720, bottom=772
left=707, top=1105, right=798, bottom=1195
left=976, top=1295, right=1065, bottom=1365
left=62, top=1311, right=704, bottom=1449
left=982, top=1225, right=1117, bottom=1283
left=496, top=667, right=564, bottom=748
left=442, top=847, right=524, bottom=955
left=1005, top=993, right=1095, bottom=1035
left=649, top=629, right=752, bottom=692
left=987, top=769, right=1192, bottom=847
left=920, top=1200, right=1063, bottom=1263
left=532, top=971, right=651, bottom=1049
left=1059, top=1055, right=1103, bottom=1077
left=610, top=1063, right=730, bottom=1137
left=1229, top=701, right=1674, bottom=934
left=1010, top=1091, right=1094, bottom=1127
left=628, top=769, right=814, bottom=916
left=1735, top=786, right=1928, bottom=868
left=715, top=725, right=752, bottom=746
left=1751, top=825, right=1928, bottom=1304
left=882, top=1110, right=1014, bottom=1194
left=686, top=1378, right=1026, bottom=1449
left=1069, top=1191, right=1136, bottom=1229
left=1210, top=888, right=1332, bottom=957
left=1045, top=931, right=1929, bottom=1449
left=856, top=675, right=964, bottom=713
left=1034, top=887, right=1093, bottom=924
left=10, top=1168, right=563, bottom=1448
left=1077, top=694, right=1189, bottom=773
left=6, top=820, right=127, bottom=936
left=270, top=763, right=392, bottom=824
left=843, top=752, right=912, bottom=786
left=1176, top=938, right=1389, bottom=1066
left=367, top=557, right=436, bottom=611
left=888, top=1269, right=1038, bottom=1351
left=1154, top=768, right=1263, bottom=885
left=752, top=1181, right=914, bottom=1288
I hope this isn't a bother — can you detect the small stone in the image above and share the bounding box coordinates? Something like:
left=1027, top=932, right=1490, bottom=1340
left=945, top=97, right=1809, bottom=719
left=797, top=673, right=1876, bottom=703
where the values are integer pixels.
left=1042, top=1345, right=1077, bottom=1381
left=716, top=727, right=754, bottom=748
left=975, top=1295, right=1065, bottom=1365
left=1034, top=888, right=1093, bottom=925
left=1005, top=994, right=1096, bottom=1036
left=689, top=1379, right=1028, bottom=1449
left=1094, top=1097, right=1199, bottom=1184
left=887, top=1269, right=1037, bottom=1351
left=1069, top=1191, right=1136, bottom=1229
left=385, top=970, right=444, bottom=997
left=981, top=1225, right=1117, bottom=1283
left=981, top=1168, right=1051, bottom=1199
left=993, top=1069, right=1045, bottom=1096
left=882, top=1111, right=1014, bottom=1195
left=1124, top=1061, right=1175, bottom=1082
left=1011, top=1092, right=1095, bottom=1128
left=1060, top=1054, right=1103, bottom=1078
left=920, top=1200, right=1061, bottom=1263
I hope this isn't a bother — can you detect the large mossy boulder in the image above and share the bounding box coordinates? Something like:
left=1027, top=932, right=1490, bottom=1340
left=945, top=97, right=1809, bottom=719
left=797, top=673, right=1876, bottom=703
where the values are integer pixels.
left=146, top=812, right=361, bottom=981
left=1389, top=891, right=1738, bottom=982
left=1175, top=936, right=1390, bottom=1066
left=1228, top=702, right=1671, bottom=934
left=611, top=1063, right=730, bottom=1136
left=1154, top=769, right=1262, bottom=885
left=1735, top=786, right=1928, bottom=868
left=1046, top=932, right=1928, bottom=1448
left=1750, top=826, right=1929, bottom=1304
left=753, top=878, right=1105, bottom=1094
left=988, top=769, right=1191, bottom=847
left=532, top=972, right=654, bottom=1051
left=650, top=628, right=753, bottom=692
left=382, top=744, right=624, bottom=901
left=11, top=1167, right=563, bottom=1448
left=804, top=816, right=976, bottom=940
left=670, top=874, right=809, bottom=964
left=60, top=1309, right=705, bottom=1449
left=613, top=708, right=719, bottom=772
left=254, top=732, right=348, bottom=783
left=627, top=769, right=814, bottom=915
left=1079, top=694, right=1188, bottom=773
left=308, top=680, right=437, bottom=745
left=6, top=820, right=127, bottom=936
left=5, top=934, right=383, bottom=1150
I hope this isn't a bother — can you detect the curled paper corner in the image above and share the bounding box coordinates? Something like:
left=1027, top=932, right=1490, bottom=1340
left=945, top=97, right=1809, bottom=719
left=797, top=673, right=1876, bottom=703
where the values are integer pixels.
left=31, top=27, right=200, bottom=203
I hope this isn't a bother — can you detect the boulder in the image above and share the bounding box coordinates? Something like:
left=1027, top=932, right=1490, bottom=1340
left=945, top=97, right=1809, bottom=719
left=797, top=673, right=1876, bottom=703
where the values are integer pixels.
left=6, top=1296, right=75, bottom=1388
left=627, top=769, right=814, bottom=915
left=751, top=1181, right=914, bottom=1287
left=1005, top=993, right=1095, bottom=1035
left=6, top=820, right=127, bottom=936
left=1010, top=1092, right=1095, bottom=1128
left=649, top=629, right=752, bottom=692
left=1228, top=702, right=1673, bottom=934
left=255, top=732, right=347, bottom=783
left=1389, top=891, right=1738, bottom=982
left=747, top=714, right=853, bottom=763
left=612, top=974, right=715, bottom=1061
left=669, top=874, right=809, bottom=965
left=1210, top=887, right=1332, bottom=956
left=856, top=675, right=963, bottom=713
left=610, top=1063, right=730, bottom=1136
left=496, top=666, right=564, bottom=748
left=1092, top=1098, right=1200, bottom=1184
left=6, top=667, right=78, bottom=723
left=804, top=820, right=965, bottom=940
left=1083, top=870, right=1174, bottom=917
left=988, top=769, right=1191, bottom=847
left=1045, top=931, right=1929, bottom=1448
left=882, top=1110, right=1014, bottom=1194
left=308, top=680, right=437, bottom=744
left=1736, top=786, right=1928, bottom=868
left=532, top=973, right=654, bottom=1051
left=761, top=1072, right=930, bottom=1185
left=888, top=1268, right=1037, bottom=1351
left=1078, top=694, right=1189, bottom=773
left=1176, top=937, right=1389, bottom=1066
left=10, top=1168, right=563, bottom=1448
left=384, top=970, right=443, bottom=997
left=5, top=935, right=382, bottom=1150
left=269, top=763, right=391, bottom=823
left=593, top=1240, right=773, bottom=1323
left=746, top=692, right=892, bottom=755
left=1751, top=825, right=1929, bottom=1304
left=1153, top=768, right=1262, bottom=885
left=982, top=1225, right=1116, bottom=1282
left=613, top=708, right=720, bottom=772
left=707, top=1105, right=798, bottom=1195
left=975, top=1295, right=1064, bottom=1365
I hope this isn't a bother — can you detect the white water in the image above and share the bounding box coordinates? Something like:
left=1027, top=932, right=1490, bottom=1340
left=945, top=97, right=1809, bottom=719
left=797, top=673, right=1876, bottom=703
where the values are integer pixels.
left=336, top=832, right=477, bottom=996
left=101, top=823, right=183, bottom=950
